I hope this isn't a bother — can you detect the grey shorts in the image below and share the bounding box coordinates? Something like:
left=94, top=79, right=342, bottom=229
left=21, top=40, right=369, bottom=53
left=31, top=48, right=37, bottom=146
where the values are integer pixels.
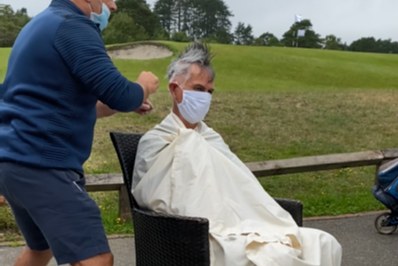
left=0, top=162, right=110, bottom=265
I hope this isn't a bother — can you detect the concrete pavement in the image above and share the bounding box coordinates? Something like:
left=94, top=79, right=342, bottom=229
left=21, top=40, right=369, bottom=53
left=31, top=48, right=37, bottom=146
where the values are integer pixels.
left=0, top=236, right=136, bottom=266
left=304, top=211, right=398, bottom=266
left=1, top=211, right=397, bottom=265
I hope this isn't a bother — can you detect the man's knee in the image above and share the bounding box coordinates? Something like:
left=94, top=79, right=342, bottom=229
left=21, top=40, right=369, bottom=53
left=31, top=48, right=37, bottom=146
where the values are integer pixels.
left=15, top=247, right=52, bottom=266
left=72, top=252, right=114, bottom=266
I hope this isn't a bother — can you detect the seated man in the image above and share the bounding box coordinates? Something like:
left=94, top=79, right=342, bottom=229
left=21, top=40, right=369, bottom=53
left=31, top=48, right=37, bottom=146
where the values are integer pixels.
left=132, top=42, right=342, bottom=266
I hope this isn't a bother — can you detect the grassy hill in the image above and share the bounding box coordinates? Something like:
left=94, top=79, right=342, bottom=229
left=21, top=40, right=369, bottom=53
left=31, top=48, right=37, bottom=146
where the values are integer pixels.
left=1, top=42, right=398, bottom=223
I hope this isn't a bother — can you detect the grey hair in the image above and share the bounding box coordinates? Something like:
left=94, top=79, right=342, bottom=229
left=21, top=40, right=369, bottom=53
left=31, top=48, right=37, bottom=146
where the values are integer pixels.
left=167, top=42, right=215, bottom=82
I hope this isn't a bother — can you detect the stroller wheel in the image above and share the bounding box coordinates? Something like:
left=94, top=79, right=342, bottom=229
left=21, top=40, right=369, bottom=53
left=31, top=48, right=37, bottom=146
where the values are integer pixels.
left=375, top=212, right=397, bottom=235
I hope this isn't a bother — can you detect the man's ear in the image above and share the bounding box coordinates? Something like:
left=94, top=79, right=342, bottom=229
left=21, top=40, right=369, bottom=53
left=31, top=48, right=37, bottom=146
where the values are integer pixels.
left=168, top=82, right=178, bottom=97
left=169, top=82, right=183, bottom=103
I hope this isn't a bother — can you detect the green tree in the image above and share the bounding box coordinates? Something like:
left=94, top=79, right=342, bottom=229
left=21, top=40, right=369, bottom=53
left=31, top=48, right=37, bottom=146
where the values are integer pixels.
left=254, top=32, right=280, bottom=46
left=103, top=12, right=148, bottom=44
left=154, top=0, right=191, bottom=35
left=0, top=5, right=30, bottom=47
left=281, top=19, right=322, bottom=48
left=349, top=37, right=377, bottom=52
left=204, top=28, right=233, bottom=44
left=348, top=37, right=398, bottom=54
left=153, top=0, right=174, bottom=35
left=171, top=31, right=190, bottom=42
left=376, top=39, right=398, bottom=54
left=153, top=0, right=233, bottom=42
left=174, top=0, right=191, bottom=33
left=323, top=35, right=344, bottom=50
left=116, top=0, right=161, bottom=39
left=234, top=22, right=254, bottom=45
left=190, top=0, right=232, bottom=41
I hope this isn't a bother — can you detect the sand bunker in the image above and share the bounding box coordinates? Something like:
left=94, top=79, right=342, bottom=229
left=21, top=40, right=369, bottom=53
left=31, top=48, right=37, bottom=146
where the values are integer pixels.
left=107, top=44, right=173, bottom=60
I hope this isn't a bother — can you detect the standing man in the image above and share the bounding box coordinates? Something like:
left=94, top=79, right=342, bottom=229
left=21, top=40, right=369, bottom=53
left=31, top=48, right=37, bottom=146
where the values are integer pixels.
left=0, top=0, right=159, bottom=265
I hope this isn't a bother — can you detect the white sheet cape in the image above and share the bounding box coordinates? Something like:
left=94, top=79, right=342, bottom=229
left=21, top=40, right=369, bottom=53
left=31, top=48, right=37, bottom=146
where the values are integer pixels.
left=133, top=113, right=342, bottom=266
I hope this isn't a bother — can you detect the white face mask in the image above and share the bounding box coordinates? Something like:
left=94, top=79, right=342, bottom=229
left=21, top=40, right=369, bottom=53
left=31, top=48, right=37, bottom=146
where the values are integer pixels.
left=177, top=89, right=212, bottom=124
left=90, top=3, right=110, bottom=31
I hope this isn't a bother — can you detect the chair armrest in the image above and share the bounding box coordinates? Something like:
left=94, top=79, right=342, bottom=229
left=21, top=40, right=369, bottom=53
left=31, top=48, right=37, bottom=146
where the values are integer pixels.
left=275, top=198, right=303, bottom=226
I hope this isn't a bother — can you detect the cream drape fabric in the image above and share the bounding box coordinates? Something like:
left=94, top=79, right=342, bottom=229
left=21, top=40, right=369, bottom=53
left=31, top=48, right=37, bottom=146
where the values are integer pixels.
left=133, top=113, right=342, bottom=266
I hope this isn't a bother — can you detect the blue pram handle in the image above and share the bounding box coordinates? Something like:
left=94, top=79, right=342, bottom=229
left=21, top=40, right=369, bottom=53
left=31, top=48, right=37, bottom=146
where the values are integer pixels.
left=374, top=158, right=398, bottom=211
left=378, top=158, right=398, bottom=188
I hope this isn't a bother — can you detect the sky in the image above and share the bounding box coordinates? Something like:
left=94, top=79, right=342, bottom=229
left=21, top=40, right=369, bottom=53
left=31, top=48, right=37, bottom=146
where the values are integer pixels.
left=2, top=0, right=398, bottom=44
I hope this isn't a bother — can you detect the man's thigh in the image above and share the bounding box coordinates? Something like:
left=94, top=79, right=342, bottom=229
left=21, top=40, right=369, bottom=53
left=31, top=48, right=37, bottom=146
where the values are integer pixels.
left=0, top=162, right=111, bottom=265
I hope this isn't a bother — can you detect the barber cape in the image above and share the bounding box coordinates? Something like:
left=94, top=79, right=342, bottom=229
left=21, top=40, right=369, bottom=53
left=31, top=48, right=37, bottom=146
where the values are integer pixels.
left=133, top=113, right=342, bottom=266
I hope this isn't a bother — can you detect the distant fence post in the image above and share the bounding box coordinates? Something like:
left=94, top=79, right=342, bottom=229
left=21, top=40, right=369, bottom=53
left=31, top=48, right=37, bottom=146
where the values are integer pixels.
left=85, top=173, right=132, bottom=220
left=119, top=187, right=131, bottom=221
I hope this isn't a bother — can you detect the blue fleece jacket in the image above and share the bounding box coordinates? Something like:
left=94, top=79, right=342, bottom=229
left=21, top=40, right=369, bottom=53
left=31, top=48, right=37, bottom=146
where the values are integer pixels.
left=0, top=0, right=144, bottom=172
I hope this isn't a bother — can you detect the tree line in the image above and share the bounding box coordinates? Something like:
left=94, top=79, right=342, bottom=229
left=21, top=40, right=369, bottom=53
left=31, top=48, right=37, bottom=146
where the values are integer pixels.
left=2, top=0, right=398, bottom=54
left=0, top=5, right=29, bottom=47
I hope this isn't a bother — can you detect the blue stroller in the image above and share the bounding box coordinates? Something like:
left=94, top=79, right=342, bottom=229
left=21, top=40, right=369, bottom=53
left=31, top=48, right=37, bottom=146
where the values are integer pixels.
left=373, top=158, right=398, bottom=234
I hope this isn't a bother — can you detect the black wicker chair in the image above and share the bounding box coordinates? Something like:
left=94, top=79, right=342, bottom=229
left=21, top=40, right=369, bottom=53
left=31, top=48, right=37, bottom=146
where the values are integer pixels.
left=110, top=131, right=303, bottom=266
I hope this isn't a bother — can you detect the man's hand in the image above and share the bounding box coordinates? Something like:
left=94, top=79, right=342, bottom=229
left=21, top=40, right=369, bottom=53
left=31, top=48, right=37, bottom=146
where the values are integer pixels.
left=96, top=101, right=117, bottom=118
left=137, top=71, right=159, bottom=100
left=135, top=99, right=153, bottom=115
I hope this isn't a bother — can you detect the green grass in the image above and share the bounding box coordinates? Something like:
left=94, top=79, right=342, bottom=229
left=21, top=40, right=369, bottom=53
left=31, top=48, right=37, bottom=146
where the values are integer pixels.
left=1, top=41, right=398, bottom=239
left=0, top=47, right=11, bottom=80
left=93, top=192, right=133, bottom=234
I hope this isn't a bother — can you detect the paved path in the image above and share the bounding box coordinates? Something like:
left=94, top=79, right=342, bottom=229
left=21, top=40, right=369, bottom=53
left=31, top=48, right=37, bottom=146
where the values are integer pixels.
left=1, top=211, right=397, bottom=265
left=0, top=237, right=136, bottom=266
left=304, top=211, right=398, bottom=266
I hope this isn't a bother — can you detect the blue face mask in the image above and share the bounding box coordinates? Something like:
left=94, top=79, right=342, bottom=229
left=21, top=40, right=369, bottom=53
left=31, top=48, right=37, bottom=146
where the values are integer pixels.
left=90, top=3, right=110, bottom=31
